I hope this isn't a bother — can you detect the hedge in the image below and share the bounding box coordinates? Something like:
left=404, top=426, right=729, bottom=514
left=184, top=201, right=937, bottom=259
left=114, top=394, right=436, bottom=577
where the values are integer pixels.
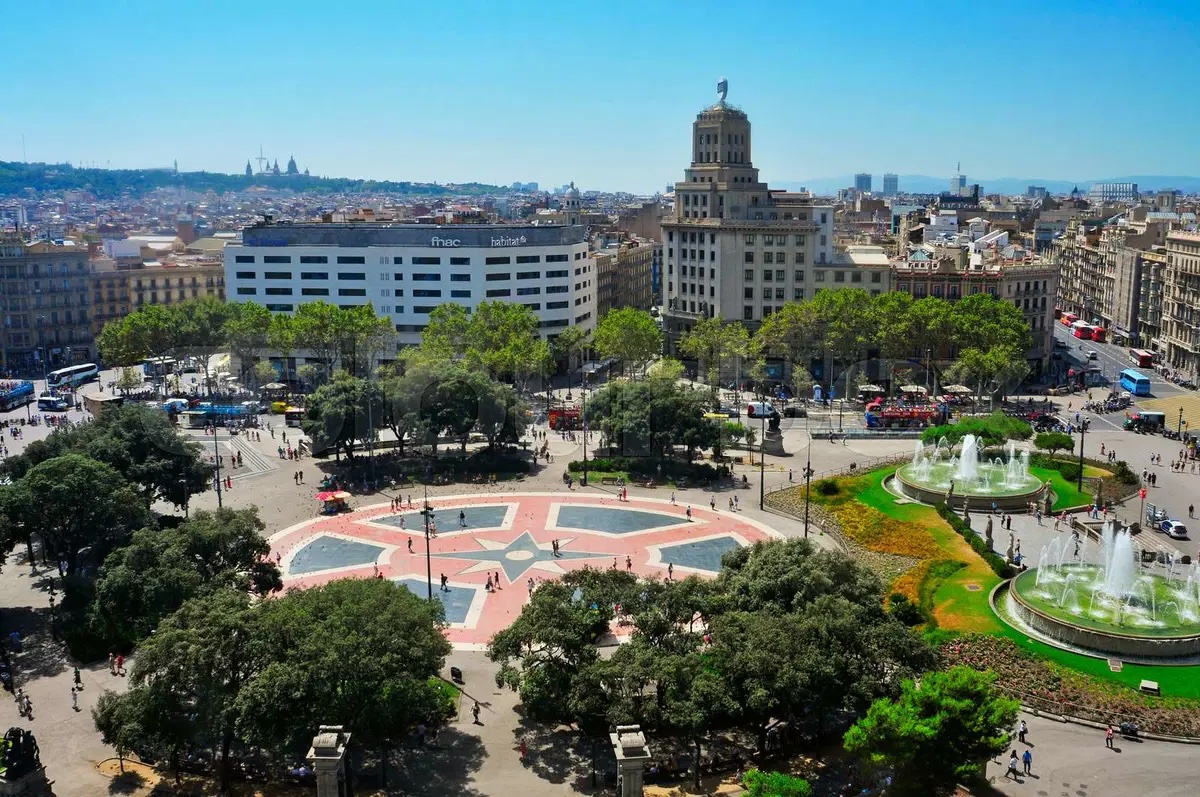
left=567, top=457, right=722, bottom=482
left=935, top=502, right=1014, bottom=579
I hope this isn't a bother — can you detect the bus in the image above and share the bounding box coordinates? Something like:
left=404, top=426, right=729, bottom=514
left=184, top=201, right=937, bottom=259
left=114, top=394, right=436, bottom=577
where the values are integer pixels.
left=1119, top=368, right=1152, bottom=397
left=46, top=363, right=99, bottom=389
left=1071, top=322, right=1093, bottom=340
left=1060, top=312, right=1079, bottom=326
left=1129, top=348, right=1154, bottom=368
left=1089, top=326, right=1107, bottom=344
left=142, top=357, right=177, bottom=379
left=284, top=407, right=306, bottom=428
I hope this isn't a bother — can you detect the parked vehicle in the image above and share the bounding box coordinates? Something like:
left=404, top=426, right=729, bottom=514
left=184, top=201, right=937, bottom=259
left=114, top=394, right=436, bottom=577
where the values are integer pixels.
left=1159, top=520, right=1189, bottom=540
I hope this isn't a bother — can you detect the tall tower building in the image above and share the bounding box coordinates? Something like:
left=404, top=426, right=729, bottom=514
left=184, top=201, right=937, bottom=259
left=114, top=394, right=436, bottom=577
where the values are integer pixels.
left=882, top=173, right=899, bottom=197
left=562, top=182, right=582, bottom=227
left=854, top=173, right=872, bottom=194
left=660, top=80, right=835, bottom=351
left=951, top=163, right=967, bottom=196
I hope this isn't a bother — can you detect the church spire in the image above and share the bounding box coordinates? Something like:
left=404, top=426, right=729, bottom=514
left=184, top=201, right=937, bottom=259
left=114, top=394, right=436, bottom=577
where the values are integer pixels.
left=245, top=160, right=253, bottom=177
left=286, top=155, right=298, bottom=175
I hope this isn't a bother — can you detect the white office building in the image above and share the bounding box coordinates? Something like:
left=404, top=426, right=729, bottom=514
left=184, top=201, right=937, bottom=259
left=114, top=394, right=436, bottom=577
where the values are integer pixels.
left=224, top=222, right=594, bottom=354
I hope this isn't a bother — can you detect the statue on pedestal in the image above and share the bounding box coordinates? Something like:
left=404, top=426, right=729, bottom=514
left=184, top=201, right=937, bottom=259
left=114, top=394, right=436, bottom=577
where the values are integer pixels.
left=946, top=480, right=955, bottom=503
left=1006, top=532, right=1015, bottom=563
left=1, top=727, right=42, bottom=780
left=985, top=516, right=994, bottom=549
left=962, top=500, right=971, bottom=524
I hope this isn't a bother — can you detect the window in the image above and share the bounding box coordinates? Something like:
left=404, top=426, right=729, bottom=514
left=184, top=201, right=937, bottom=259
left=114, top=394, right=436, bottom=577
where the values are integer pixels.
left=775, top=287, right=785, bottom=300
left=744, top=251, right=755, bottom=263
left=516, top=255, right=540, bottom=264
left=450, top=273, right=470, bottom=282
left=794, top=270, right=805, bottom=282
left=794, top=235, right=806, bottom=246
left=338, top=288, right=367, bottom=296
left=300, top=272, right=328, bottom=280
left=412, top=257, right=441, bottom=265
left=764, top=252, right=774, bottom=264
left=744, top=287, right=754, bottom=299
left=485, top=256, right=511, bottom=266
left=263, top=255, right=291, bottom=264
left=541, top=319, right=569, bottom=329
left=235, top=255, right=255, bottom=263
left=451, top=290, right=471, bottom=298
left=762, top=288, right=771, bottom=299
left=235, top=271, right=255, bottom=279
left=450, top=257, right=470, bottom=265
left=775, top=270, right=785, bottom=281
left=338, top=272, right=366, bottom=280
left=485, top=273, right=511, bottom=281
left=486, top=288, right=512, bottom=297
left=394, top=289, right=404, bottom=297
left=547, top=300, right=569, bottom=309
left=546, top=254, right=568, bottom=262
left=236, top=287, right=257, bottom=295
left=764, top=235, right=774, bottom=245
left=744, top=269, right=754, bottom=281
left=871, top=272, right=882, bottom=284
left=412, top=273, right=441, bottom=281
left=302, top=287, right=329, bottom=296
left=264, top=271, right=292, bottom=280
left=336, top=256, right=365, bottom=265
left=413, top=289, right=442, bottom=298
left=815, top=271, right=826, bottom=282
left=743, top=306, right=754, bottom=321
left=413, top=306, right=437, bottom=314
left=516, top=271, right=540, bottom=280
left=516, top=286, right=540, bottom=296
left=265, top=287, right=293, bottom=295
left=265, top=303, right=293, bottom=312
left=546, top=285, right=568, bottom=294
left=834, top=272, right=845, bottom=283
left=391, top=257, right=404, bottom=265
left=301, top=255, right=328, bottom=264
left=546, top=269, right=569, bottom=278
left=851, top=272, right=862, bottom=283
left=795, top=252, right=805, bottom=264
left=794, top=288, right=804, bottom=300
left=763, top=270, right=773, bottom=282
left=392, top=273, right=404, bottom=281
left=744, top=234, right=755, bottom=244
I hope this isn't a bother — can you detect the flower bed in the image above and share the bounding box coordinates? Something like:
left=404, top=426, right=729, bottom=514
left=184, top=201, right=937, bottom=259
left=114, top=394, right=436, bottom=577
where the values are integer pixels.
left=942, top=635, right=1200, bottom=738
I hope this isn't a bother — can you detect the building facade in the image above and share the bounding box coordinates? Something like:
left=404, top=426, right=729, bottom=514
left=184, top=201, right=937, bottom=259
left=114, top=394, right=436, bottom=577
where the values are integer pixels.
left=882, top=173, right=898, bottom=197
left=854, top=173, right=872, bottom=194
left=1163, top=231, right=1200, bottom=378
left=223, top=222, right=593, bottom=352
left=0, top=236, right=93, bottom=373
left=1087, top=182, right=1138, bottom=205
left=660, top=87, right=834, bottom=352
left=88, top=257, right=226, bottom=341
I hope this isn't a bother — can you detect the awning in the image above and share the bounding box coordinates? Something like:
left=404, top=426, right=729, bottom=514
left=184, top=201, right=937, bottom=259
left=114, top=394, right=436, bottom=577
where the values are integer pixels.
left=857, top=384, right=885, bottom=392
left=315, top=491, right=349, bottom=502
left=898, top=385, right=928, bottom=393
left=942, top=384, right=972, bottom=393
left=260, top=382, right=287, bottom=391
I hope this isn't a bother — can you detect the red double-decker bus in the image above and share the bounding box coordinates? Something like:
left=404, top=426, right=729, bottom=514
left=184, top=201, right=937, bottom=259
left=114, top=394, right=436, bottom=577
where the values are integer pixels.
left=548, top=406, right=581, bottom=430
left=1071, top=321, right=1093, bottom=340
left=1060, top=312, right=1079, bottom=326
left=1089, top=326, right=1107, bottom=343
left=1129, top=348, right=1154, bottom=368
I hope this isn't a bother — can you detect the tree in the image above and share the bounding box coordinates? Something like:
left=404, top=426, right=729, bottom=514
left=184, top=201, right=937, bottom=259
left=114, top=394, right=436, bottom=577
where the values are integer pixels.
left=647, top=357, right=685, bottom=382
left=267, top=313, right=297, bottom=385
left=755, top=301, right=819, bottom=375
left=174, top=297, right=234, bottom=393
left=291, top=301, right=348, bottom=381
left=920, top=412, right=1032, bottom=448
left=96, top=303, right=182, bottom=366
left=809, top=288, right=873, bottom=392
left=115, top=367, right=143, bottom=394
left=584, top=378, right=716, bottom=460
left=464, top=301, right=549, bottom=386
left=943, top=345, right=1027, bottom=403
left=0, top=454, right=148, bottom=576
left=742, top=769, right=813, bottom=797
left=678, top=316, right=750, bottom=391
left=1034, top=431, right=1075, bottom=457
left=339, top=304, right=395, bottom=377
left=239, top=578, right=451, bottom=768
left=718, top=538, right=884, bottom=614
left=224, top=302, right=273, bottom=387
left=593, top=308, right=662, bottom=377
left=408, top=303, right=470, bottom=367
left=552, top=326, right=590, bottom=374
left=93, top=690, right=146, bottom=774
left=302, top=374, right=387, bottom=460
left=948, top=293, right=1033, bottom=354
left=89, top=508, right=281, bottom=650
left=844, top=666, right=1019, bottom=796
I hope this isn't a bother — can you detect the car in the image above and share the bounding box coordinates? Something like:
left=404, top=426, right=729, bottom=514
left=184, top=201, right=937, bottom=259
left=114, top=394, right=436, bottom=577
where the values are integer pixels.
left=1053, top=339, right=1068, bottom=349
left=1086, top=350, right=1099, bottom=360
left=1159, top=519, right=1189, bottom=539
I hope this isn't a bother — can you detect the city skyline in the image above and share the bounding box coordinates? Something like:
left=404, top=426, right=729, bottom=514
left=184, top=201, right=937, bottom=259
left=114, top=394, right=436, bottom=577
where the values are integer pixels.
left=5, top=1, right=1199, bottom=193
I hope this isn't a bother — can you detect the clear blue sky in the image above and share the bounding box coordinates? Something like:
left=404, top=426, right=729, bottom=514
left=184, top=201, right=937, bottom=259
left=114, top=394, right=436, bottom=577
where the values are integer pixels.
left=4, top=0, right=1198, bottom=192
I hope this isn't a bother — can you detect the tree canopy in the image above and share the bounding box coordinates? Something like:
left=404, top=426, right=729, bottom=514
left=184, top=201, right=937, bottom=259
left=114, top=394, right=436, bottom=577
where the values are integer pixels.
left=583, top=377, right=717, bottom=459
left=592, top=308, right=662, bottom=377
left=678, top=316, right=750, bottom=390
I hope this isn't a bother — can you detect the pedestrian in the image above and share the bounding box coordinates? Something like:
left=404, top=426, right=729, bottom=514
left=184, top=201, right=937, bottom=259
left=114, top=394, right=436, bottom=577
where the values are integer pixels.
left=734, top=495, right=740, bottom=510
left=710, top=496, right=716, bottom=511
left=626, top=555, right=632, bottom=571
left=459, top=510, right=466, bottom=528
left=494, top=571, right=501, bottom=589
left=116, top=654, right=125, bottom=676
left=1191, top=504, right=1195, bottom=519
left=472, top=701, right=481, bottom=725
left=73, top=667, right=82, bottom=689
left=485, top=574, right=493, bottom=592
left=728, top=497, right=734, bottom=510
left=1105, top=724, right=1114, bottom=748
left=1006, top=750, right=1019, bottom=779
left=527, top=577, right=534, bottom=596
left=1022, top=748, right=1032, bottom=774
left=71, top=687, right=78, bottom=712
left=670, top=491, right=676, bottom=505
left=667, top=562, right=674, bottom=580
left=407, top=538, right=414, bottom=553
left=685, top=505, right=692, bottom=522
left=14, top=688, right=23, bottom=716
left=108, top=652, right=115, bottom=675
left=440, top=573, right=448, bottom=592
left=1018, top=720, right=1027, bottom=744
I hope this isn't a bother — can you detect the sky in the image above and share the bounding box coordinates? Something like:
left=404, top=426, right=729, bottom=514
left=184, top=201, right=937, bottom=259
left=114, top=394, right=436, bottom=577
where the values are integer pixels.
left=4, top=1, right=1199, bottom=193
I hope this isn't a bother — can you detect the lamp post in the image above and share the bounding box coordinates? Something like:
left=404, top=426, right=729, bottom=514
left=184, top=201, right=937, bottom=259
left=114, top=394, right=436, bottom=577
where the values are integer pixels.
left=212, top=427, right=224, bottom=509
left=180, top=476, right=190, bottom=519
left=421, top=485, right=434, bottom=600
left=36, top=316, right=47, bottom=388
left=1076, top=417, right=1088, bottom=492
left=758, top=388, right=767, bottom=511
left=802, top=412, right=814, bottom=538
left=1179, top=406, right=1186, bottom=436
left=581, top=380, right=589, bottom=487
left=925, top=348, right=932, bottom=393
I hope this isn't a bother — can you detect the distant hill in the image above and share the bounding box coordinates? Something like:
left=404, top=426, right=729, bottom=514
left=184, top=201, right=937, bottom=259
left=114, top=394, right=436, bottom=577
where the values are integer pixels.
left=0, top=161, right=504, bottom=199
left=782, top=174, right=1200, bottom=197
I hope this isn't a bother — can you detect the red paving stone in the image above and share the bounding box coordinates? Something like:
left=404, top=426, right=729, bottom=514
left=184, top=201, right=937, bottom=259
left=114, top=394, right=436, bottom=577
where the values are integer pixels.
left=269, top=492, right=780, bottom=648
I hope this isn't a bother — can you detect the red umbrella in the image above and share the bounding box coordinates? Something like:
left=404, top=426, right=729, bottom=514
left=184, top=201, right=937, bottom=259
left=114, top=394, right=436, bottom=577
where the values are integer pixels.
left=315, top=491, right=338, bottom=502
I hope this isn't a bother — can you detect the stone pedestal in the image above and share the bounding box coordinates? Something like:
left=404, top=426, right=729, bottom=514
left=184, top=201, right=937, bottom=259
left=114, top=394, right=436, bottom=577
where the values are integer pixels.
left=761, top=433, right=786, bottom=456
left=610, top=725, right=652, bottom=797
left=307, top=725, right=350, bottom=797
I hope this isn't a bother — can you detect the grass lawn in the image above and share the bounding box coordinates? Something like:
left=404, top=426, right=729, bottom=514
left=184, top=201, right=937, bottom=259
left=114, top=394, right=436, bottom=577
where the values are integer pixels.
left=810, top=464, right=1200, bottom=697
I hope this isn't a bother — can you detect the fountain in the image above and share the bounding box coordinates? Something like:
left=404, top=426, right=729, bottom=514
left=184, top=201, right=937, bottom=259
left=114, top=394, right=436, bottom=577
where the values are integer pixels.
left=893, top=434, right=1044, bottom=510
left=1000, top=523, right=1200, bottom=659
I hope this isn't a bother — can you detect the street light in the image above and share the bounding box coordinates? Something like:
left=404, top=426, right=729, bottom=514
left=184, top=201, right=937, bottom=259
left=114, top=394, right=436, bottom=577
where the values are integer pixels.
left=179, top=476, right=190, bottom=519
left=802, top=412, right=814, bottom=538
left=1076, top=417, right=1088, bottom=492
left=1179, top=406, right=1186, bottom=436
left=421, top=485, right=434, bottom=600
left=758, top=387, right=767, bottom=511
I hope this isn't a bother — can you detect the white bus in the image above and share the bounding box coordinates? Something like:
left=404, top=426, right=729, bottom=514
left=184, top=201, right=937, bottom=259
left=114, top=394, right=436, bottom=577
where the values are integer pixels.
left=142, top=356, right=177, bottom=379
left=46, top=363, right=99, bottom=389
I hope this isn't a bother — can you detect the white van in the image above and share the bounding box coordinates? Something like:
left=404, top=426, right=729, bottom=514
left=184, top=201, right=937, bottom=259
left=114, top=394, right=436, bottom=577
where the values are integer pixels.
left=37, top=394, right=69, bottom=411
left=746, top=401, right=777, bottom=418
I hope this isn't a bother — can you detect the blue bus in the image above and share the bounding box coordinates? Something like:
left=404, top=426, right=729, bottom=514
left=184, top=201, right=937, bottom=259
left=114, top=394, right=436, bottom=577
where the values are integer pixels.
left=1119, top=368, right=1152, bottom=397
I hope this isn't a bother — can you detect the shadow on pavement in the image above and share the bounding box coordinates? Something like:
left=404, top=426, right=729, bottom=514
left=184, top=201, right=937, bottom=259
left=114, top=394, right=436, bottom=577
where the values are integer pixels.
left=0, top=606, right=67, bottom=682
left=516, top=718, right=611, bottom=792
left=107, top=770, right=146, bottom=794
left=390, top=726, right=488, bottom=797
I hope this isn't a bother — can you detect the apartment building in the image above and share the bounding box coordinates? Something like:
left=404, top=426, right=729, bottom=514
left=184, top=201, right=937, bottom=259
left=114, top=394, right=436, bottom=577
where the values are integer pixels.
left=660, top=84, right=836, bottom=351
left=593, top=236, right=657, bottom=318
left=1163, top=231, right=1200, bottom=378
left=88, top=256, right=226, bottom=340
left=0, top=235, right=93, bottom=373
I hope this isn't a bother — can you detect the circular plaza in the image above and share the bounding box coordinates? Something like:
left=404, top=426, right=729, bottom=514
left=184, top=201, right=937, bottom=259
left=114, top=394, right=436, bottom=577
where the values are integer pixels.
left=268, top=492, right=782, bottom=648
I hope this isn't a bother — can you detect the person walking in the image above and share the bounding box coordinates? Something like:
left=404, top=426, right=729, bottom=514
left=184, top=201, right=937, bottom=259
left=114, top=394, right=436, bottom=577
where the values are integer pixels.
left=472, top=701, right=481, bottom=725
left=1191, top=504, right=1195, bottom=519
left=108, top=652, right=115, bottom=675
left=440, top=573, right=449, bottom=592
left=73, top=667, right=82, bottom=690
left=670, top=491, right=676, bottom=505
left=685, top=505, right=692, bottom=522
left=115, top=654, right=125, bottom=676
left=459, top=510, right=466, bottom=528
left=1105, top=724, right=1115, bottom=748
left=1022, top=748, right=1032, bottom=775
left=710, top=496, right=716, bottom=511
left=625, top=555, right=632, bottom=572
left=71, top=687, right=79, bottom=712
left=667, top=562, right=674, bottom=580
left=1018, top=720, right=1028, bottom=744
left=1005, top=750, right=1019, bottom=779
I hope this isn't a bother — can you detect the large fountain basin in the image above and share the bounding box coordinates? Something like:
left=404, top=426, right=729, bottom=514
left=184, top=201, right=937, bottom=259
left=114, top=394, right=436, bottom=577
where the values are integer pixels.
left=891, top=466, right=1046, bottom=510
left=1004, top=567, right=1200, bottom=660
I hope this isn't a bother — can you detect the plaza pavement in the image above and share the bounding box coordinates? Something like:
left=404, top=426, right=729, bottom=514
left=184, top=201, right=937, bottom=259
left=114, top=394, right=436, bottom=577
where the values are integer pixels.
left=1, top=379, right=1199, bottom=796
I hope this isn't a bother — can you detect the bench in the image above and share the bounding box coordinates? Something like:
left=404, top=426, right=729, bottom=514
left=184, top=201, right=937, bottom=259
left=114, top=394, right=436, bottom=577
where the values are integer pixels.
left=1139, top=679, right=1160, bottom=696
left=600, top=477, right=620, bottom=486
